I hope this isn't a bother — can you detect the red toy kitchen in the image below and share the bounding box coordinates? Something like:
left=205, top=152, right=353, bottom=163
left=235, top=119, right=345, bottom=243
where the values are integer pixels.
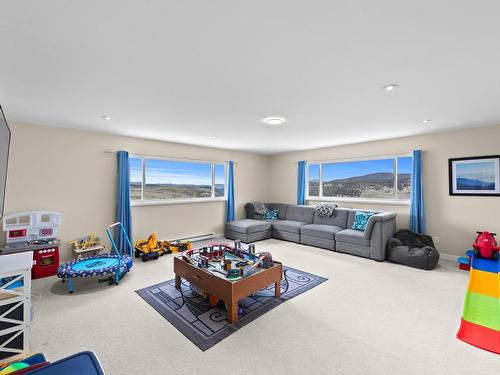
left=1, top=211, right=62, bottom=279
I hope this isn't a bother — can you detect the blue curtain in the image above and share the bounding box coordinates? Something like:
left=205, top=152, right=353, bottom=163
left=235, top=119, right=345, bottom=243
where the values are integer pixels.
left=116, top=151, right=132, bottom=254
left=409, top=150, right=425, bottom=233
left=297, top=160, right=306, bottom=205
left=225, top=161, right=235, bottom=222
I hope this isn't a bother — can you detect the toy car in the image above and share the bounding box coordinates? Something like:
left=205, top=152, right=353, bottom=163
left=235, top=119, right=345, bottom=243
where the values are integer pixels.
left=473, top=231, right=500, bottom=260
left=134, top=232, right=171, bottom=262
left=166, top=240, right=192, bottom=253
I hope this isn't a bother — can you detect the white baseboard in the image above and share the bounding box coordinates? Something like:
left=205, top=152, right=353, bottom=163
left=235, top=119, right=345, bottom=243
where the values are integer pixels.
left=440, top=253, right=459, bottom=261
left=177, top=232, right=225, bottom=243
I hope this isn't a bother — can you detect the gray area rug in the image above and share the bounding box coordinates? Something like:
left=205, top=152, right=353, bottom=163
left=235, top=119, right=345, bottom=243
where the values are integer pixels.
left=136, top=266, right=327, bottom=351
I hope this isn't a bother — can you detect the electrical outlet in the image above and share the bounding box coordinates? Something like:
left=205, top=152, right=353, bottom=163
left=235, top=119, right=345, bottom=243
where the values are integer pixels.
left=433, top=236, right=440, bottom=244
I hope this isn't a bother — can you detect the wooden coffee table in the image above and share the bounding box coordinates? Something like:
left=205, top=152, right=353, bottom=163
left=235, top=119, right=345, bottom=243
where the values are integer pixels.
left=174, top=256, right=283, bottom=324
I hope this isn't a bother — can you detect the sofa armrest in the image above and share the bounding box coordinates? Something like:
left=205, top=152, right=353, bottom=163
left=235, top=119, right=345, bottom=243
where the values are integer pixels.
left=369, top=216, right=397, bottom=261
left=364, top=212, right=396, bottom=239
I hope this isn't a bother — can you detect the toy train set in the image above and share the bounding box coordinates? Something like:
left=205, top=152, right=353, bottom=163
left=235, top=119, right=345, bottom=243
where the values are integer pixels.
left=181, top=240, right=274, bottom=280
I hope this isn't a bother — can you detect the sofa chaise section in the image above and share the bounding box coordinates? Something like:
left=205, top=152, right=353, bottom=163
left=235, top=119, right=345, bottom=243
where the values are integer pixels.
left=335, top=210, right=396, bottom=261
left=225, top=219, right=272, bottom=243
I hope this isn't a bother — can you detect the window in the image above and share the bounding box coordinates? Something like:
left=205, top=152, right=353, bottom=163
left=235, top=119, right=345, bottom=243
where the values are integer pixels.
left=308, top=164, right=320, bottom=196
left=397, top=156, right=412, bottom=199
left=130, top=157, right=226, bottom=203
left=307, top=155, right=412, bottom=202
left=130, top=158, right=143, bottom=200
left=214, top=164, right=225, bottom=197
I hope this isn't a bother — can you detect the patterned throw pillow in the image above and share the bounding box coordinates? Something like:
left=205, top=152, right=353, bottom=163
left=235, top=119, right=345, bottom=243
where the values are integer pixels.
left=314, top=203, right=337, bottom=218
left=262, top=209, right=279, bottom=220
left=351, top=211, right=375, bottom=231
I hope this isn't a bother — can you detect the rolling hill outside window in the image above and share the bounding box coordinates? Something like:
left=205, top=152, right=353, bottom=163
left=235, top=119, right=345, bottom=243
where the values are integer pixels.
left=130, top=157, right=226, bottom=203
left=307, top=156, right=412, bottom=201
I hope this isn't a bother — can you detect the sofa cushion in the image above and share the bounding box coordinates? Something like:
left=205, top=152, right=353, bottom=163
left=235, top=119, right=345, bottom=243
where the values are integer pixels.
left=301, top=224, right=344, bottom=240
left=268, top=203, right=289, bottom=219
left=313, top=207, right=349, bottom=227
left=351, top=211, right=375, bottom=231
left=285, top=205, right=314, bottom=223
left=314, top=203, right=337, bottom=218
left=272, top=220, right=308, bottom=234
left=245, top=203, right=269, bottom=220
left=335, top=229, right=370, bottom=247
left=262, top=209, right=280, bottom=220
left=225, top=219, right=271, bottom=234
left=347, top=209, right=380, bottom=228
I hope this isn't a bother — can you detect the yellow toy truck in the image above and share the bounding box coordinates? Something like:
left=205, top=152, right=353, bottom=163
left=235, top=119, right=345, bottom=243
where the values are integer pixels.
left=134, top=232, right=171, bottom=262
left=164, top=239, right=193, bottom=253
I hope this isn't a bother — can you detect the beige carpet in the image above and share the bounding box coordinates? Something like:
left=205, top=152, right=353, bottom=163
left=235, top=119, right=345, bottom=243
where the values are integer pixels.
left=30, top=239, right=499, bottom=374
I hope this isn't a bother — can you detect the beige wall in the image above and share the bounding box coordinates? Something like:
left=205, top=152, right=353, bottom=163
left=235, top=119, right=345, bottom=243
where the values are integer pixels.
left=4, top=122, right=270, bottom=260
left=268, top=124, right=500, bottom=256
left=5, top=121, right=500, bottom=260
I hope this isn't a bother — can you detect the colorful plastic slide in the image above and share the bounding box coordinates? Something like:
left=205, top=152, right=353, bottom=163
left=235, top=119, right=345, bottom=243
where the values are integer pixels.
left=0, top=353, right=48, bottom=374
left=456, top=250, right=500, bottom=354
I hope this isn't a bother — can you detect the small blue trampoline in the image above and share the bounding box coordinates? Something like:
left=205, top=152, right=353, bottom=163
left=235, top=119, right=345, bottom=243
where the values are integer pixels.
left=57, top=254, right=133, bottom=279
left=57, top=222, right=133, bottom=293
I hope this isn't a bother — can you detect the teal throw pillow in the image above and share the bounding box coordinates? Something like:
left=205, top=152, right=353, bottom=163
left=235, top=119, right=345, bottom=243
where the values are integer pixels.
left=351, top=211, right=375, bottom=231
left=262, top=209, right=279, bottom=220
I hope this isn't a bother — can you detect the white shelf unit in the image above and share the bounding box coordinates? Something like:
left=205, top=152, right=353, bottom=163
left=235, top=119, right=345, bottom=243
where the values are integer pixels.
left=0, top=252, right=32, bottom=364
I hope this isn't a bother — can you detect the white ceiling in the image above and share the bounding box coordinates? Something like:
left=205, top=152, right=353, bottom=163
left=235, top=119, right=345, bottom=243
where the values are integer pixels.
left=1, top=1, right=500, bottom=154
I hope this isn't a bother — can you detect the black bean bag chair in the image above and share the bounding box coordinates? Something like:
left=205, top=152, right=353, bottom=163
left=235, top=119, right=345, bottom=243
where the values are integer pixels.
left=386, top=229, right=440, bottom=270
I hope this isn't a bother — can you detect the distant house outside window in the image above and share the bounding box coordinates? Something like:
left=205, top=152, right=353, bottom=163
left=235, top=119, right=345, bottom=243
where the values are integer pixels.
left=306, top=155, right=412, bottom=202
left=130, top=157, right=226, bottom=204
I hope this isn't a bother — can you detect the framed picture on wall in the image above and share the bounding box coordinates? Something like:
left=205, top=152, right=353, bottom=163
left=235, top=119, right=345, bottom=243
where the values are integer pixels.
left=449, top=155, right=500, bottom=196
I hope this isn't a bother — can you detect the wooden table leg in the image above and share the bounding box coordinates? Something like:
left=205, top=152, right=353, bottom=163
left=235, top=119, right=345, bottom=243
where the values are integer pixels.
left=275, top=281, right=281, bottom=298
left=175, top=274, right=181, bottom=289
left=226, top=301, right=238, bottom=324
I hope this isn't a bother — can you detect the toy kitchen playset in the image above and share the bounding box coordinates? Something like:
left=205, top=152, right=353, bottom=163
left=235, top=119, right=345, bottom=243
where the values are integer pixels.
left=0, top=211, right=62, bottom=279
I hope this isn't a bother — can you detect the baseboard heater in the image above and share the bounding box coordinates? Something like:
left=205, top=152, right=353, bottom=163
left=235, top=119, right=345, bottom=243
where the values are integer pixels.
left=174, top=233, right=218, bottom=243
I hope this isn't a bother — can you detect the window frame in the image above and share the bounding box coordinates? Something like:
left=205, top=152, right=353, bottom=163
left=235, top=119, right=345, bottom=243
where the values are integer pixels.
left=305, top=154, right=412, bottom=205
left=130, top=155, right=227, bottom=206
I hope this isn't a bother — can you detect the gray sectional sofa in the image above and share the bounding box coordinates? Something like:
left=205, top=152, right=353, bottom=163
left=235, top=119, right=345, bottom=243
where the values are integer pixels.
left=224, top=202, right=396, bottom=261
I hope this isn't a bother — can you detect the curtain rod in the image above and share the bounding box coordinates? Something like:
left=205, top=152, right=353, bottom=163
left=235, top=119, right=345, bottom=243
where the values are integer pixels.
left=292, top=151, right=425, bottom=164
left=103, top=150, right=237, bottom=164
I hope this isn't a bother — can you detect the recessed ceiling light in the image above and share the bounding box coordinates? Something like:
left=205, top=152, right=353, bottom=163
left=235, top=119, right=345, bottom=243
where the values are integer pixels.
left=382, top=84, right=398, bottom=91
left=211, top=135, right=218, bottom=139
left=101, top=115, right=112, bottom=120
left=422, top=119, right=431, bottom=124
left=263, top=117, right=286, bottom=126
